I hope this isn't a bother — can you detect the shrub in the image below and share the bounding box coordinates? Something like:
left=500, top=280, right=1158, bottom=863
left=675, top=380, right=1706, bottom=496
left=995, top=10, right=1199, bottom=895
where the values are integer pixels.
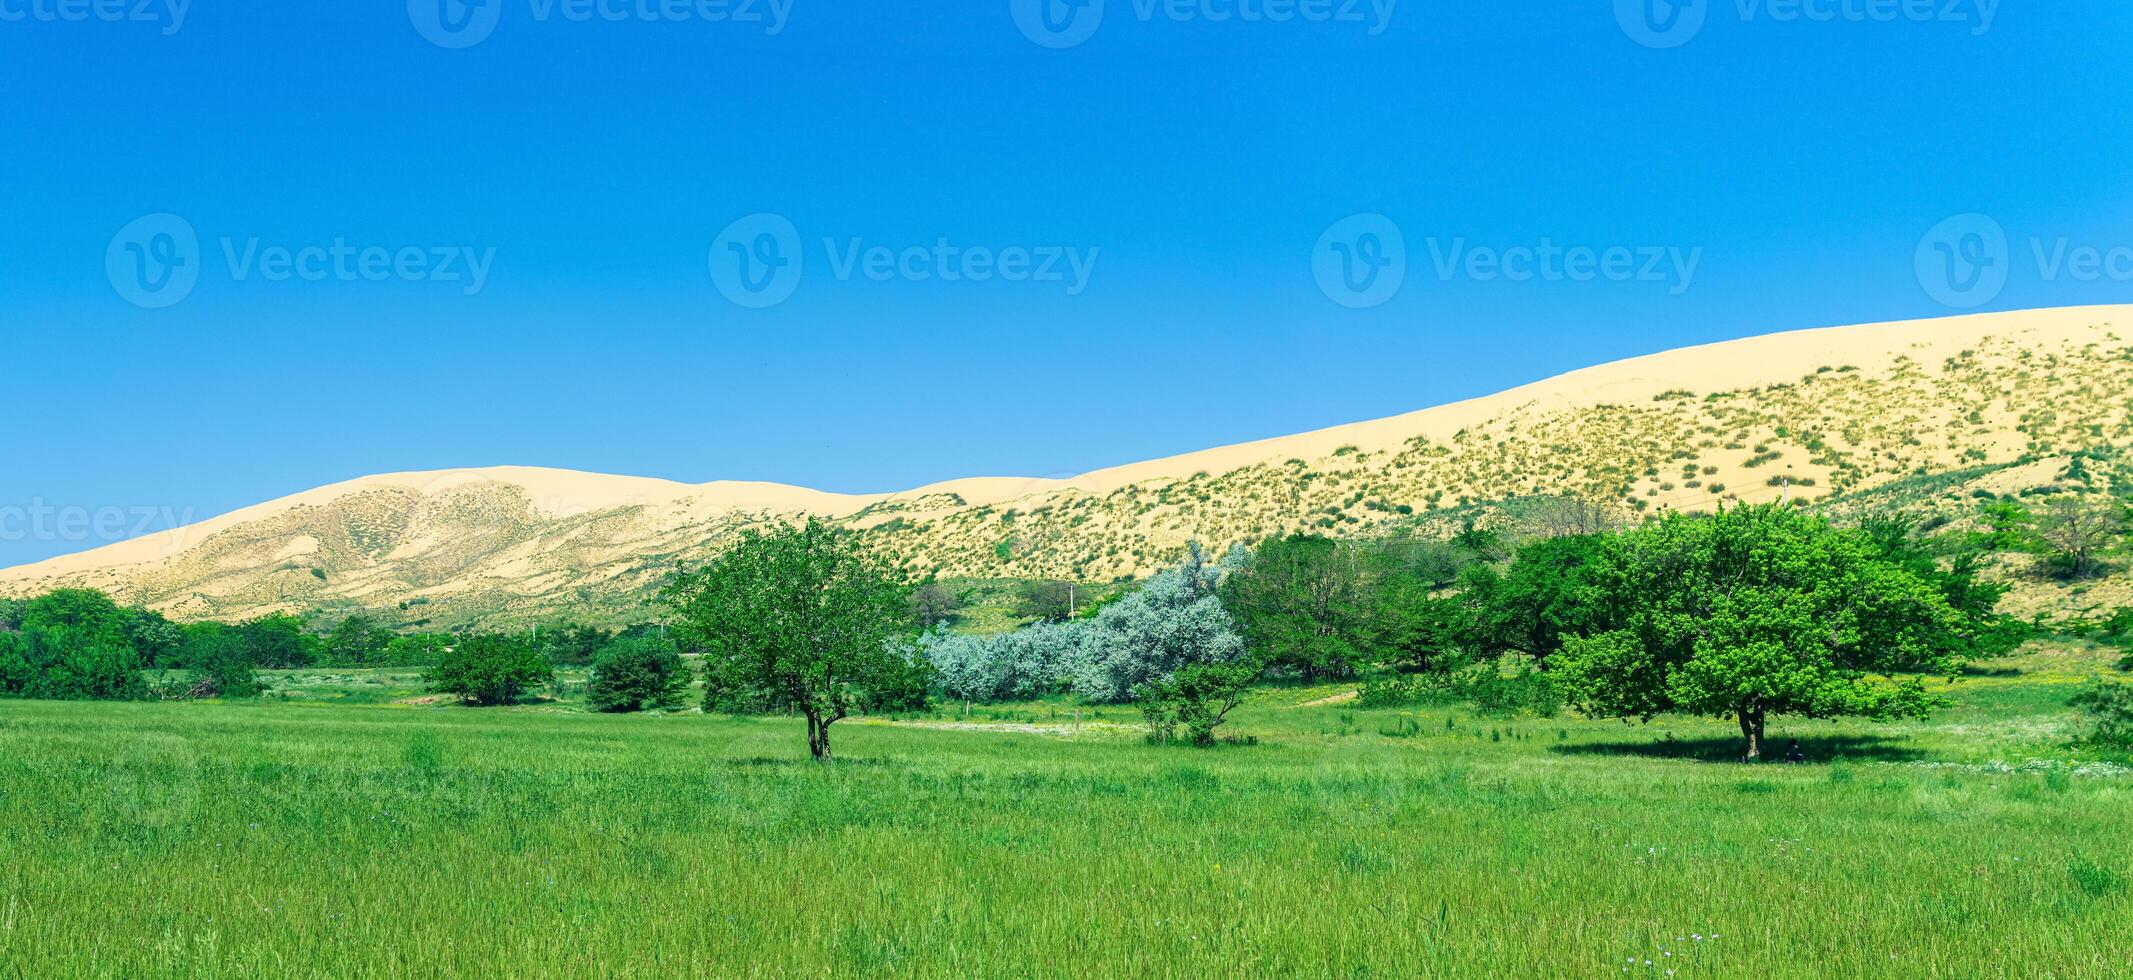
left=1132, top=662, right=1255, bottom=746
left=2069, top=680, right=2133, bottom=750
left=586, top=635, right=692, bottom=713
left=910, top=583, right=963, bottom=628
left=1357, top=660, right=1559, bottom=716
left=1066, top=545, right=1246, bottom=704
left=426, top=634, right=553, bottom=706
left=922, top=621, right=1081, bottom=704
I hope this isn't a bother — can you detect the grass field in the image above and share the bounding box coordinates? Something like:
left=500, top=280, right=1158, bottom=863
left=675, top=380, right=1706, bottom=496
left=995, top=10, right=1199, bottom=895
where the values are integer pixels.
left=2, top=647, right=2129, bottom=978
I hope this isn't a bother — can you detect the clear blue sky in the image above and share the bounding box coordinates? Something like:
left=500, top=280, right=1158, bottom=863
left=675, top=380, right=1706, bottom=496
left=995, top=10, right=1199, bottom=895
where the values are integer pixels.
left=4, top=1, right=2131, bottom=567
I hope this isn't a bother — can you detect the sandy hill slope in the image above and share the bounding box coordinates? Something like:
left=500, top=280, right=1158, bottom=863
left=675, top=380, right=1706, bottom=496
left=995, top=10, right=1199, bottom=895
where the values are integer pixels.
left=5, top=305, right=2131, bottom=628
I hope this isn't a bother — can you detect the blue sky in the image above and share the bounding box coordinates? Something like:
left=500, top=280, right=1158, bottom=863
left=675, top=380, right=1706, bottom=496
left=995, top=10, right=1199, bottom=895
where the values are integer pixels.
left=3, top=1, right=2131, bottom=567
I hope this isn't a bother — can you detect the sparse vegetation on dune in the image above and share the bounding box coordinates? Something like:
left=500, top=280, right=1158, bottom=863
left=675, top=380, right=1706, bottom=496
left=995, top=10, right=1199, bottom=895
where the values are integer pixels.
left=6, top=310, right=2133, bottom=631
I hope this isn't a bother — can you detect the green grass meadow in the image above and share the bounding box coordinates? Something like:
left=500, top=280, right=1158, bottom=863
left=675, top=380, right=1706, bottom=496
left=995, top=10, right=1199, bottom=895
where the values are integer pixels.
left=2, top=648, right=2129, bottom=978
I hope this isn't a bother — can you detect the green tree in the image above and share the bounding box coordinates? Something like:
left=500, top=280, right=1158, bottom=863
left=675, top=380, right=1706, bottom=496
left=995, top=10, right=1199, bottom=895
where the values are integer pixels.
left=180, top=623, right=262, bottom=698
left=586, top=634, right=693, bottom=713
left=1219, top=535, right=1374, bottom=680
left=663, top=518, right=917, bottom=761
left=21, top=588, right=127, bottom=636
left=1373, top=570, right=1484, bottom=674
left=1552, top=505, right=1968, bottom=760
left=6, top=590, right=149, bottom=701
left=1472, top=534, right=1620, bottom=662
left=910, top=582, right=963, bottom=628
left=118, top=607, right=187, bottom=669
left=381, top=633, right=452, bottom=667
left=322, top=615, right=395, bottom=667
left=535, top=624, right=614, bottom=667
left=238, top=612, right=320, bottom=669
left=426, top=633, right=553, bottom=706
left=1014, top=580, right=1078, bottom=623
left=1132, top=662, right=1256, bottom=746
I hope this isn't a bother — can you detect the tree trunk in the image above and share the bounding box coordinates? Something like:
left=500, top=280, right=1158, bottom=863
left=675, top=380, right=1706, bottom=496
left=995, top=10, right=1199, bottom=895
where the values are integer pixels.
left=1737, top=705, right=1766, bottom=762
left=806, top=712, right=833, bottom=763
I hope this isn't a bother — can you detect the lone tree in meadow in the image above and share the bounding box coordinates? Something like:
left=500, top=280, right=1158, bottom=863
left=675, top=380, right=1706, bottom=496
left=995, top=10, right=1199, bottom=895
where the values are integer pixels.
left=663, top=518, right=918, bottom=762
left=1552, top=504, right=1971, bottom=760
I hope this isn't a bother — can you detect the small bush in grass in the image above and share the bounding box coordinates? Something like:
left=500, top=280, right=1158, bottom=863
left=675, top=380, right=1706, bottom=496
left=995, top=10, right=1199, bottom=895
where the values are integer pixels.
left=1133, top=663, right=1255, bottom=746
left=2069, top=680, right=2133, bottom=750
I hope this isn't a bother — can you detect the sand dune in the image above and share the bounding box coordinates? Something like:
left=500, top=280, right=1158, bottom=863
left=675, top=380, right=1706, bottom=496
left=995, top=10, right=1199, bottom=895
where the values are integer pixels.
left=4, top=304, right=2127, bottom=626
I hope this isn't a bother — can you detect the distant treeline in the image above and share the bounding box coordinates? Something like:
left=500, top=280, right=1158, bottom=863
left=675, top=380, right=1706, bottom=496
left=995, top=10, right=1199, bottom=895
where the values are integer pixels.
left=0, top=589, right=671, bottom=703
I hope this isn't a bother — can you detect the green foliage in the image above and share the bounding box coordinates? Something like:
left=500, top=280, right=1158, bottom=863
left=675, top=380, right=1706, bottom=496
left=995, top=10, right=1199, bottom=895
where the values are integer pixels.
left=1013, top=580, right=1077, bottom=623
left=586, top=634, right=692, bottom=713
left=425, top=634, right=554, bottom=706
left=920, top=622, right=1080, bottom=703
left=0, top=590, right=150, bottom=702
left=380, top=632, right=452, bottom=667
left=1219, top=534, right=1374, bottom=680
left=321, top=615, right=395, bottom=667
left=2068, top=680, right=2133, bottom=750
left=178, top=623, right=262, bottom=698
left=1550, top=505, right=1969, bottom=758
left=1132, top=662, right=1256, bottom=746
left=909, top=582, right=963, bottom=628
left=535, top=624, right=615, bottom=667
left=1357, top=658, right=1560, bottom=717
left=664, top=517, right=920, bottom=760
left=237, top=613, right=320, bottom=669
left=1467, top=534, right=1618, bottom=662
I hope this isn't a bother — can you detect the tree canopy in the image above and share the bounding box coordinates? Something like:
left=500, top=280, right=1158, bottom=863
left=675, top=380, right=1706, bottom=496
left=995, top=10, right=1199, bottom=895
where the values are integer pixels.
left=1551, top=505, right=1970, bottom=759
left=664, top=518, right=925, bottom=761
